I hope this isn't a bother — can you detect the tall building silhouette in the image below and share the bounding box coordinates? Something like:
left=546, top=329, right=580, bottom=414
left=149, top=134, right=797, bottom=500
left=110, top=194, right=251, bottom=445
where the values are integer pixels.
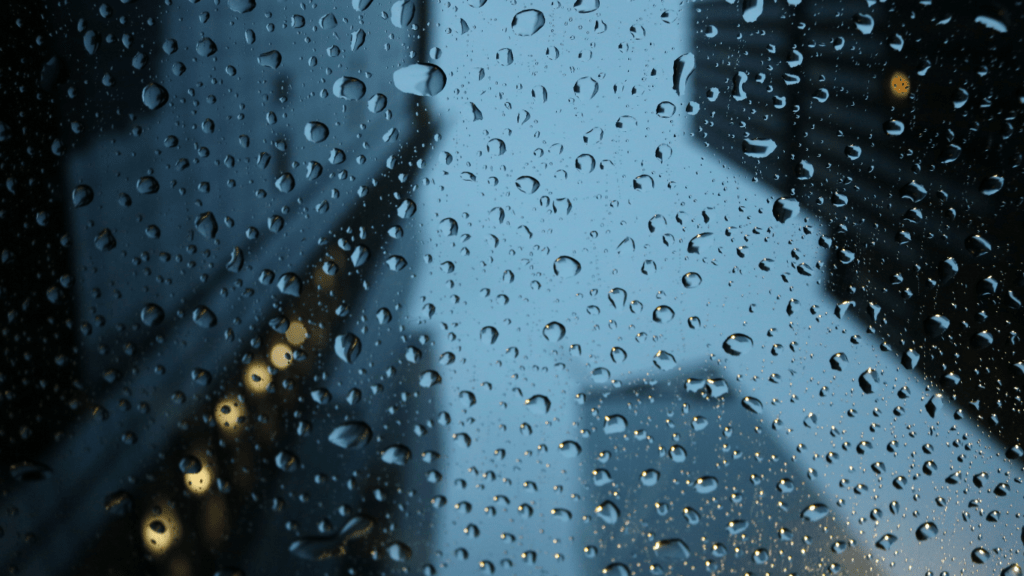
left=691, top=0, right=1024, bottom=450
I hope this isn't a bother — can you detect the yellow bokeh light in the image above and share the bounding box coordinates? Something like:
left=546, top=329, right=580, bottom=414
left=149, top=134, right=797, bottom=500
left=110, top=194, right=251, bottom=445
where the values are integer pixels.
left=268, top=343, right=293, bottom=370
left=141, top=503, right=181, bottom=556
left=183, top=454, right=214, bottom=495
left=243, top=360, right=271, bottom=394
left=285, top=321, right=308, bottom=346
left=889, top=71, right=910, bottom=98
left=214, top=397, right=247, bottom=436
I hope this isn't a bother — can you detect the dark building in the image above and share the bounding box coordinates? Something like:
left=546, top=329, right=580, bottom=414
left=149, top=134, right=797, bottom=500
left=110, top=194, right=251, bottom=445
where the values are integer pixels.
left=1, top=1, right=439, bottom=575
left=690, top=0, right=1024, bottom=449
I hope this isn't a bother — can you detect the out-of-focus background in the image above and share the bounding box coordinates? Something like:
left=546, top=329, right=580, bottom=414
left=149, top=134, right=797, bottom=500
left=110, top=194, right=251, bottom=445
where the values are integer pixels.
left=1, top=0, right=1022, bottom=575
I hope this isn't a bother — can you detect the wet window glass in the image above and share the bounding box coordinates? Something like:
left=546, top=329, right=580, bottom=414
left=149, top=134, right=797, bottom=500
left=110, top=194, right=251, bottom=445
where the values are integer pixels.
left=3, top=0, right=1023, bottom=574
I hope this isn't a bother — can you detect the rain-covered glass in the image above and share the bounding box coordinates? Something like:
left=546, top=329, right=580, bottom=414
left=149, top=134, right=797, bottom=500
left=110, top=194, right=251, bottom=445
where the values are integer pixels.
left=2, top=0, right=1023, bottom=575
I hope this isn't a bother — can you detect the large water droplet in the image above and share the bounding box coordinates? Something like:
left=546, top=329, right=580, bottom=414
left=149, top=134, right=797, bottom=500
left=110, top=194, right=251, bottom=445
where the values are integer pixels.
left=653, top=305, right=674, bottom=323
left=192, top=306, right=217, bottom=328
left=595, top=501, right=620, bottom=523
left=553, top=256, right=581, bottom=276
left=915, top=522, right=938, bottom=540
left=801, top=503, right=829, bottom=522
left=543, top=321, right=565, bottom=341
left=742, top=138, right=776, bottom=158
left=515, top=175, right=540, bottom=194
left=511, top=9, right=545, bottom=36
left=773, top=197, right=801, bottom=223
left=304, top=122, right=329, bottom=143
left=393, top=63, right=447, bottom=96
left=672, top=52, right=695, bottom=96
left=603, top=415, right=627, bottom=434
left=334, top=333, right=362, bottom=363
left=653, top=539, right=690, bottom=559
left=333, top=77, right=366, bottom=100
left=328, top=422, right=372, bottom=448
left=526, top=395, right=551, bottom=415
left=141, top=83, right=169, bottom=110
left=140, top=303, right=164, bottom=327
left=723, top=334, right=753, bottom=356
left=694, top=476, right=718, bottom=494
left=381, top=445, right=411, bottom=466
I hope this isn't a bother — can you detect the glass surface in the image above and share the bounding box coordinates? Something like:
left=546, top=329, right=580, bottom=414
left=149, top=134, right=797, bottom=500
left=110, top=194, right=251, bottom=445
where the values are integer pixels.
left=2, top=0, right=1023, bottom=575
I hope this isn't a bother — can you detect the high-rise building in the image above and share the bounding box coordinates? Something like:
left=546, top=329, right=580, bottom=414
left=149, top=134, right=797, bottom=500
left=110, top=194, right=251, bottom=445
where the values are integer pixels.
left=691, top=0, right=1024, bottom=449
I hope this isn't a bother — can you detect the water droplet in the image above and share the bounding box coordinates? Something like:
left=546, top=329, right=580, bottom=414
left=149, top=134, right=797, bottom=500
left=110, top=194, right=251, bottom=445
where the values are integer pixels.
left=653, top=350, right=677, bottom=370
left=192, top=306, right=217, bottom=328
left=385, top=542, right=412, bottom=562
left=526, top=395, right=551, bottom=415
left=553, top=256, right=581, bottom=276
left=640, top=470, right=660, bottom=487
left=9, top=461, right=52, bottom=482
left=178, top=456, right=202, bottom=474
left=669, top=445, right=687, bottom=463
left=257, top=50, right=282, bottom=69
left=603, top=415, right=627, bottom=434
left=653, top=539, right=690, bottom=560
left=227, top=0, right=256, bottom=13
left=653, top=305, right=675, bottom=323
left=915, top=522, right=938, bottom=540
left=304, top=122, right=329, bottom=143
left=801, top=503, right=829, bottom=522
left=194, top=212, right=218, bottom=239
left=348, top=245, right=370, bottom=268
left=333, top=77, right=366, bottom=100
left=742, top=138, right=777, bottom=158
left=609, top=347, right=627, bottom=363
left=924, top=314, right=950, bottom=337
left=672, top=53, right=695, bottom=96
left=419, top=370, right=442, bottom=388
left=543, top=321, right=565, bottom=341
left=742, top=396, right=763, bottom=414
left=511, top=9, right=545, bottom=36
left=515, top=175, right=540, bottom=194
left=381, top=445, right=411, bottom=466
left=480, top=326, right=499, bottom=344
left=71, top=184, right=94, bottom=207
left=773, top=197, right=801, bottom=223
left=390, top=0, right=415, bottom=27
left=682, top=272, right=702, bottom=288
left=289, top=516, right=374, bottom=560
left=141, top=83, right=168, bottom=110
left=972, top=548, right=991, bottom=564
left=393, top=63, right=447, bottom=96
left=723, top=334, right=753, bottom=356
left=140, top=303, right=164, bottom=327
left=195, top=37, right=217, bottom=57
left=694, top=476, right=718, bottom=494
left=859, top=368, right=880, bottom=393
left=595, top=501, right=620, bottom=523
left=573, top=0, right=599, bottom=13
left=574, top=76, right=599, bottom=99
left=275, top=451, right=299, bottom=472
left=687, top=233, right=713, bottom=254
left=328, top=422, right=372, bottom=449
left=136, top=176, right=160, bottom=194
left=559, top=441, right=580, bottom=457
left=334, top=333, right=362, bottom=363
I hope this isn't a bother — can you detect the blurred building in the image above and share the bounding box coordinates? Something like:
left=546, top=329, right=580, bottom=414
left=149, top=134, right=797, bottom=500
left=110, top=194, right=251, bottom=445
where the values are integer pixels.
left=1, top=1, right=441, bottom=575
left=690, top=0, right=1024, bottom=449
